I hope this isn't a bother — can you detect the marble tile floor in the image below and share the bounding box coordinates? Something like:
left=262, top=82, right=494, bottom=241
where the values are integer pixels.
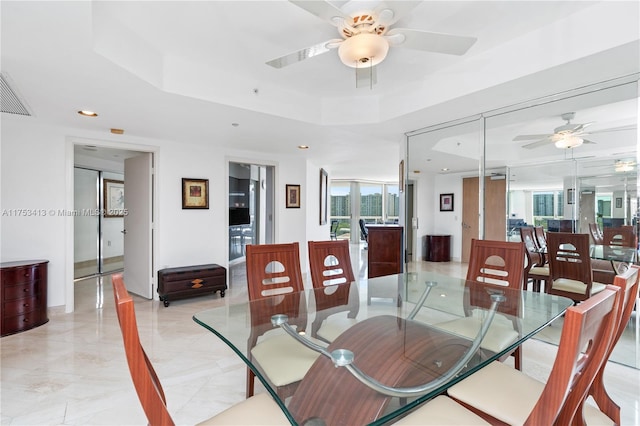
left=1, top=246, right=639, bottom=425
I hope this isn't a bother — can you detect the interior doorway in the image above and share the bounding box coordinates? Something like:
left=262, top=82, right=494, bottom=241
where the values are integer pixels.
left=72, top=144, right=154, bottom=306
left=228, top=162, right=274, bottom=263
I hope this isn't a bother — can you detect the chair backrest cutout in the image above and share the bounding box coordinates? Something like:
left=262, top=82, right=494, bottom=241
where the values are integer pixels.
left=466, top=239, right=526, bottom=289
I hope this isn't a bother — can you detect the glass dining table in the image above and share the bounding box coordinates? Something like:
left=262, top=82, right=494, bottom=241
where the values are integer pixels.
left=193, top=271, right=573, bottom=425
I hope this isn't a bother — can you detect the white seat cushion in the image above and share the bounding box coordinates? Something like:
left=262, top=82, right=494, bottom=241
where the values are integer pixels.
left=434, top=316, right=519, bottom=354
left=251, top=334, right=321, bottom=387
left=392, top=395, right=490, bottom=425
left=447, top=360, right=545, bottom=425
left=199, top=392, right=290, bottom=425
left=529, top=266, right=549, bottom=276
left=551, top=279, right=607, bottom=295
left=317, top=317, right=359, bottom=342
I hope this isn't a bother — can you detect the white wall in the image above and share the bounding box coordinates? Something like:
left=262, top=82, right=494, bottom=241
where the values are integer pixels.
left=1, top=119, right=325, bottom=309
left=411, top=171, right=463, bottom=262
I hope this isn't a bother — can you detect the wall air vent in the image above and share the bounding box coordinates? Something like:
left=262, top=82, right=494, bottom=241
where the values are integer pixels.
left=1, top=73, right=32, bottom=116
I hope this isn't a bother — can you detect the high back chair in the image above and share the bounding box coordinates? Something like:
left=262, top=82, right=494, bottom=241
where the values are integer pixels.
left=307, top=240, right=359, bottom=342
left=546, top=232, right=606, bottom=303
left=358, top=219, right=368, bottom=242
left=394, top=286, right=621, bottom=426
left=244, top=243, right=320, bottom=400
left=534, top=226, right=547, bottom=252
left=589, top=222, right=604, bottom=245
left=520, top=227, right=548, bottom=292
left=435, top=239, right=526, bottom=370
left=111, top=273, right=290, bottom=426
left=329, top=220, right=339, bottom=240
left=578, top=265, right=640, bottom=426
left=603, top=225, right=637, bottom=248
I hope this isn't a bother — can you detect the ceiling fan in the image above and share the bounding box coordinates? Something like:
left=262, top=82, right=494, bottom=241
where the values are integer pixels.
left=514, top=112, right=636, bottom=149
left=266, top=0, right=477, bottom=85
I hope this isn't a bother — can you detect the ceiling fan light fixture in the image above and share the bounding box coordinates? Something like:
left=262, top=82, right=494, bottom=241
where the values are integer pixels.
left=554, top=135, right=583, bottom=149
left=338, top=33, right=389, bottom=68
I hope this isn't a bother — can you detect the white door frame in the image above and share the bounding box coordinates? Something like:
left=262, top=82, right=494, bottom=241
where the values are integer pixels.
left=65, top=137, right=158, bottom=313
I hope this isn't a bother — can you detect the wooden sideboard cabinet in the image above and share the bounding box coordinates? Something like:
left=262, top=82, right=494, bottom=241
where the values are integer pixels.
left=367, top=226, right=403, bottom=278
left=1, top=260, right=49, bottom=337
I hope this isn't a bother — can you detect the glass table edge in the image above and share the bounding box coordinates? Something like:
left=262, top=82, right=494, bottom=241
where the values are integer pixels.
left=192, top=314, right=298, bottom=425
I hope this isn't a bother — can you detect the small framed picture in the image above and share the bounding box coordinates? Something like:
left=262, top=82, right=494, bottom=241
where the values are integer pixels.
left=440, top=193, right=454, bottom=212
left=616, top=197, right=622, bottom=208
left=103, top=179, right=125, bottom=217
left=567, top=188, right=575, bottom=205
left=182, top=178, right=209, bottom=209
left=286, top=184, right=301, bottom=208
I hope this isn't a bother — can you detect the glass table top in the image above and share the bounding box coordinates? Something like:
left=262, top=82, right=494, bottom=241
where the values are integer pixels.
left=193, top=271, right=572, bottom=425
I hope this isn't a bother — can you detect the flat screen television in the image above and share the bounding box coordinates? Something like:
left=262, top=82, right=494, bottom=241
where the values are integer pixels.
left=229, top=207, right=250, bottom=226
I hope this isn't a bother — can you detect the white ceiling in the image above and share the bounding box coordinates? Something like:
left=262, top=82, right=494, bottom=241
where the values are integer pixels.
left=2, top=1, right=639, bottom=182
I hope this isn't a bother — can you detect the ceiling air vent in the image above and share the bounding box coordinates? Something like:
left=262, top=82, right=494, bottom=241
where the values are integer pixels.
left=1, top=73, right=32, bottom=116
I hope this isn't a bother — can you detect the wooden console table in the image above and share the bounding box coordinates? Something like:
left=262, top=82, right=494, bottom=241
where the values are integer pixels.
left=1, top=260, right=49, bottom=337
left=367, top=225, right=403, bottom=278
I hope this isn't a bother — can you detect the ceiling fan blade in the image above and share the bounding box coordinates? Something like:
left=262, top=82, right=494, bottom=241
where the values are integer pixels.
left=582, top=139, right=597, bottom=144
left=512, top=134, right=552, bottom=141
left=522, top=139, right=552, bottom=149
left=386, top=28, right=477, bottom=55
left=374, top=1, right=422, bottom=26
left=266, top=39, right=340, bottom=68
left=588, top=124, right=637, bottom=134
left=288, top=0, right=350, bottom=26
left=356, top=65, right=377, bottom=89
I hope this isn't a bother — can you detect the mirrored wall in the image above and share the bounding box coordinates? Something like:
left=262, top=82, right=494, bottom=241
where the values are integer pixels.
left=407, top=74, right=639, bottom=368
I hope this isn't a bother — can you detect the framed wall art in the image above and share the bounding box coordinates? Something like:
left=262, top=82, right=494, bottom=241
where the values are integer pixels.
left=103, top=179, right=125, bottom=217
left=439, top=193, right=454, bottom=212
left=182, top=178, right=209, bottom=209
left=319, top=168, right=328, bottom=225
left=286, top=184, right=301, bottom=208
left=616, top=197, right=622, bottom=208
left=399, top=160, right=404, bottom=192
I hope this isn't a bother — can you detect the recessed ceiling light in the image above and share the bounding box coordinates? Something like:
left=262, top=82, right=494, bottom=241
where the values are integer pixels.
left=110, top=128, right=124, bottom=135
left=298, top=145, right=309, bottom=149
left=413, top=170, right=421, bottom=174
left=78, top=110, right=98, bottom=117
left=441, top=168, right=449, bottom=172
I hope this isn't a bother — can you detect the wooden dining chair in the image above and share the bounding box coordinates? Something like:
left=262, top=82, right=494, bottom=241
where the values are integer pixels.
left=111, top=273, right=290, bottom=426
left=578, top=265, right=640, bottom=426
left=393, top=286, right=621, bottom=426
left=245, top=242, right=320, bottom=400
left=435, top=239, right=526, bottom=370
left=534, top=226, right=547, bottom=253
left=603, top=225, right=637, bottom=248
left=589, top=222, right=604, bottom=245
left=546, top=232, right=607, bottom=304
left=520, top=227, right=548, bottom=292
left=307, top=240, right=359, bottom=342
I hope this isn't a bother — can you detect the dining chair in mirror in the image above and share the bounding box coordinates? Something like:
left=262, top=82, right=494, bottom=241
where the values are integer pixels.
left=307, top=240, right=359, bottom=342
left=434, top=239, right=526, bottom=370
left=520, top=227, right=548, bottom=292
left=546, top=232, right=607, bottom=304
left=534, top=226, right=547, bottom=252
left=603, top=225, right=637, bottom=248
left=589, top=223, right=604, bottom=245
left=111, top=273, right=290, bottom=426
left=394, top=286, right=621, bottom=425
left=244, top=242, right=321, bottom=400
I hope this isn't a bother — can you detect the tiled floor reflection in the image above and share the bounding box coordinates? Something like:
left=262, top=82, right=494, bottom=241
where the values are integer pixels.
left=1, top=244, right=638, bottom=425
